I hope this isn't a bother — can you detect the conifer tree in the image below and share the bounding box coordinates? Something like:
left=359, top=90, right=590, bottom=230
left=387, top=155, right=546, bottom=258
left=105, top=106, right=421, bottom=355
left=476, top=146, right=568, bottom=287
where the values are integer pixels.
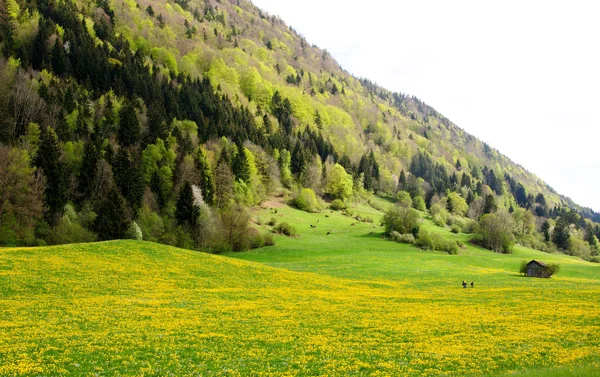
left=94, top=187, right=129, bottom=240
left=176, top=181, right=199, bottom=227
left=232, top=144, right=250, bottom=183
left=197, top=147, right=215, bottom=205
left=117, top=100, right=140, bottom=147
left=113, top=148, right=145, bottom=213
left=35, top=126, right=68, bottom=223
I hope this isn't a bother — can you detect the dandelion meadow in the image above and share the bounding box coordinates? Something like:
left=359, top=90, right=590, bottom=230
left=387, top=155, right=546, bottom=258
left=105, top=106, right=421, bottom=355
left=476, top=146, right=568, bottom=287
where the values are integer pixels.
left=1, top=203, right=599, bottom=376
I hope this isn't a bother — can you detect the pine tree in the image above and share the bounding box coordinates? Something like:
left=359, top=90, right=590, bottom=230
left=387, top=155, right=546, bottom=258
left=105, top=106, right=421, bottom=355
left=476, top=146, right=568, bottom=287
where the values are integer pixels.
left=113, top=149, right=145, bottom=213
left=483, top=194, right=496, bottom=215
left=197, top=147, right=215, bottom=205
left=117, top=100, right=140, bottom=147
left=176, top=181, right=199, bottom=226
left=94, top=187, right=129, bottom=240
left=51, top=39, right=68, bottom=76
left=232, top=144, right=250, bottom=183
left=35, top=126, right=68, bottom=223
left=78, top=140, right=100, bottom=201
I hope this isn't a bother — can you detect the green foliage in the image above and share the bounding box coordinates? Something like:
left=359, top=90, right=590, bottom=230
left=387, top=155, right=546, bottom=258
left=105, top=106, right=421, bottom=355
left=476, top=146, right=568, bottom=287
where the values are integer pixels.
left=390, top=231, right=415, bottom=244
left=274, top=222, right=297, bottom=237
left=396, top=191, right=412, bottom=208
left=329, top=199, right=346, bottom=211
left=325, top=164, right=353, bottom=200
left=480, top=210, right=516, bottom=253
left=93, top=188, right=130, bottom=240
left=176, top=181, right=200, bottom=227
left=447, top=192, right=468, bottom=216
left=412, top=196, right=426, bottom=211
left=382, top=205, right=420, bottom=236
left=292, top=188, right=320, bottom=213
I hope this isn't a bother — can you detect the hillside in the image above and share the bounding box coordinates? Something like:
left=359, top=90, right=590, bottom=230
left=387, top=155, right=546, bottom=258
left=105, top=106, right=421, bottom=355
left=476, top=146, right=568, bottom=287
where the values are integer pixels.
left=0, top=0, right=599, bottom=257
left=1, top=202, right=599, bottom=375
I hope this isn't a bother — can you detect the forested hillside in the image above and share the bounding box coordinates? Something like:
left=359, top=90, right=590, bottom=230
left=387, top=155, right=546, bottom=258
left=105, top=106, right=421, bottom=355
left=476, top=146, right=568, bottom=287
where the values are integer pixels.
left=0, top=0, right=598, bottom=259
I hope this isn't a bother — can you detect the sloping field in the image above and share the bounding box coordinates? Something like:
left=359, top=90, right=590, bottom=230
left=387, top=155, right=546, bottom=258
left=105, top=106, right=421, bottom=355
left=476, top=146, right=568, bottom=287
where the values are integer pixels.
left=1, top=203, right=599, bottom=376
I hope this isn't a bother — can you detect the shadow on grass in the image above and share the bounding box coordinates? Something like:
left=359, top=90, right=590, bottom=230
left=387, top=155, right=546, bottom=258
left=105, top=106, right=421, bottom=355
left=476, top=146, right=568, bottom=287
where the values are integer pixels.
left=357, top=231, right=386, bottom=239
left=374, top=195, right=397, bottom=204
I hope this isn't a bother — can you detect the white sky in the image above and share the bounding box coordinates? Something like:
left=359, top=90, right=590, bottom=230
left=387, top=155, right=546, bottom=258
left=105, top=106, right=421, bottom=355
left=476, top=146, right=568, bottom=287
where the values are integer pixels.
left=251, top=0, right=600, bottom=212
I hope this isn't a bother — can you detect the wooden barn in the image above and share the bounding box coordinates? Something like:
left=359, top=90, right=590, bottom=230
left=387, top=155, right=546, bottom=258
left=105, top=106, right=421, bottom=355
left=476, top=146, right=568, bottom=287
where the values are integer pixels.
left=525, top=260, right=547, bottom=278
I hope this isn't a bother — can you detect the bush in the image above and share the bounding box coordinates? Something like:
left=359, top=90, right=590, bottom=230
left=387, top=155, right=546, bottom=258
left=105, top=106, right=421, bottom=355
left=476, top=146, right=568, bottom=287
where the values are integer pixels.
left=433, top=213, right=446, bottom=228
left=416, top=230, right=458, bottom=254
left=268, top=217, right=277, bottom=226
left=330, top=199, right=346, bottom=211
left=416, top=230, right=434, bottom=250
left=248, top=228, right=264, bottom=249
left=543, top=263, right=560, bottom=277
left=44, top=217, right=97, bottom=245
left=451, top=225, right=461, bottom=234
left=363, top=216, right=374, bottom=224
left=292, top=188, right=321, bottom=213
left=396, top=191, right=412, bottom=208
left=391, top=231, right=415, bottom=244
left=274, top=222, right=297, bottom=237
left=462, top=219, right=480, bottom=234
left=263, top=233, right=275, bottom=246
left=413, top=196, right=426, bottom=211
left=590, top=256, right=600, bottom=263
left=128, top=221, right=143, bottom=240
left=382, top=205, right=420, bottom=235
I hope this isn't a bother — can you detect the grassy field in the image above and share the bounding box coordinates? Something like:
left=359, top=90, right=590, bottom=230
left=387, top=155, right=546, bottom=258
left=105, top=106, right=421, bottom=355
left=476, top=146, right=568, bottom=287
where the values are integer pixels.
left=0, top=198, right=599, bottom=376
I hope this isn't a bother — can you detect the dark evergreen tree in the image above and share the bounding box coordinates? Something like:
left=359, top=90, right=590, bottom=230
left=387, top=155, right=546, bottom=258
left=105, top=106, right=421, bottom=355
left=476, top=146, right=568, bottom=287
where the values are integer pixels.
left=196, top=148, right=215, bottom=205
left=78, top=139, right=101, bottom=201
left=541, top=220, right=551, bottom=242
left=94, top=187, right=129, bottom=240
left=35, top=126, right=68, bottom=223
left=232, top=143, right=250, bottom=183
left=113, top=148, right=145, bottom=213
left=176, top=181, right=199, bottom=226
left=50, top=39, right=68, bottom=76
left=117, top=100, right=140, bottom=147
left=483, top=194, right=497, bottom=215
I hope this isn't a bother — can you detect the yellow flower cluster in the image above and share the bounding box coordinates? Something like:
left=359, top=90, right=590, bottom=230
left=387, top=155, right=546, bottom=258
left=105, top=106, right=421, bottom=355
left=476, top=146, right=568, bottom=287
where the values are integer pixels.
left=0, top=241, right=598, bottom=376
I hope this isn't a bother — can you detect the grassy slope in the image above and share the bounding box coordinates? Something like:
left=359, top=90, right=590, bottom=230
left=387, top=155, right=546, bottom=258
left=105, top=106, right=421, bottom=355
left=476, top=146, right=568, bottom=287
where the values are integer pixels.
left=0, top=200, right=599, bottom=376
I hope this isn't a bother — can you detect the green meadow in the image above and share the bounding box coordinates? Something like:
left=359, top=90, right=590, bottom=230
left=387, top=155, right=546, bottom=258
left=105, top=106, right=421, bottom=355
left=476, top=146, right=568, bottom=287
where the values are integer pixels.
left=1, top=197, right=599, bottom=376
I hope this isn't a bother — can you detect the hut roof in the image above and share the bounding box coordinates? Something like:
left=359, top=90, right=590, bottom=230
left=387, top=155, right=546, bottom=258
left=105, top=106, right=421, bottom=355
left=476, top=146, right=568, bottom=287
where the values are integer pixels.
left=527, top=260, right=546, bottom=267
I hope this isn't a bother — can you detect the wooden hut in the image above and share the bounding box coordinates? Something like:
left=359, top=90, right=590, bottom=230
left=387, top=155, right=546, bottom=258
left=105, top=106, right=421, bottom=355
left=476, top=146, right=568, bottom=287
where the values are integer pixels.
left=526, top=260, right=547, bottom=278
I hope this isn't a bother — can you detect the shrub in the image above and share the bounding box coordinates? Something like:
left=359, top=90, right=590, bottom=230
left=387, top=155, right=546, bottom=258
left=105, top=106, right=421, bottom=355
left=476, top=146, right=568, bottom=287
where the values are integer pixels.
left=433, top=213, right=446, bottom=227
left=543, top=263, right=560, bottom=277
left=413, top=196, right=426, bottom=211
left=263, top=233, right=275, bottom=246
left=363, top=216, right=374, bottom=224
left=45, top=217, right=97, bottom=245
left=451, top=225, right=461, bottom=234
left=462, top=219, right=480, bottom=234
left=248, top=228, right=264, bottom=249
left=396, top=191, right=412, bottom=208
left=391, top=231, right=416, bottom=244
left=382, top=205, right=420, bottom=235
left=274, top=222, right=297, bottom=237
left=416, top=230, right=434, bottom=250
left=128, top=221, right=143, bottom=240
left=330, top=199, right=346, bottom=211
left=268, top=217, right=277, bottom=226
left=292, top=188, right=321, bottom=213
left=590, top=256, right=600, bottom=263
left=416, top=230, right=458, bottom=254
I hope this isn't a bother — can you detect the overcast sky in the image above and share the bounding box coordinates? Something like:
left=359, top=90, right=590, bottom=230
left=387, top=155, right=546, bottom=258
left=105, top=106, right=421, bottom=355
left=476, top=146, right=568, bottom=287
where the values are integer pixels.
left=251, top=0, right=600, bottom=211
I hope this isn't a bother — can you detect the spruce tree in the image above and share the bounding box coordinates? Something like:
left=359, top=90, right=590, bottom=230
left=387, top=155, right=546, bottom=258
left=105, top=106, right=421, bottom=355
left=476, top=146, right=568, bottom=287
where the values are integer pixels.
left=117, top=100, right=140, bottom=147
left=197, top=147, right=215, bottom=205
left=176, top=181, right=199, bottom=226
left=113, top=149, right=145, bottom=213
left=94, top=187, right=129, bottom=240
left=78, top=140, right=100, bottom=201
left=35, top=126, right=68, bottom=223
left=232, top=144, right=250, bottom=183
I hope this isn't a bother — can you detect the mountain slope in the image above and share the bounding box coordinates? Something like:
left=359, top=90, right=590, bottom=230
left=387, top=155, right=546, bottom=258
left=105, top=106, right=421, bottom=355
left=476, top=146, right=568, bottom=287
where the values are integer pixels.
left=0, top=0, right=599, bottom=251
